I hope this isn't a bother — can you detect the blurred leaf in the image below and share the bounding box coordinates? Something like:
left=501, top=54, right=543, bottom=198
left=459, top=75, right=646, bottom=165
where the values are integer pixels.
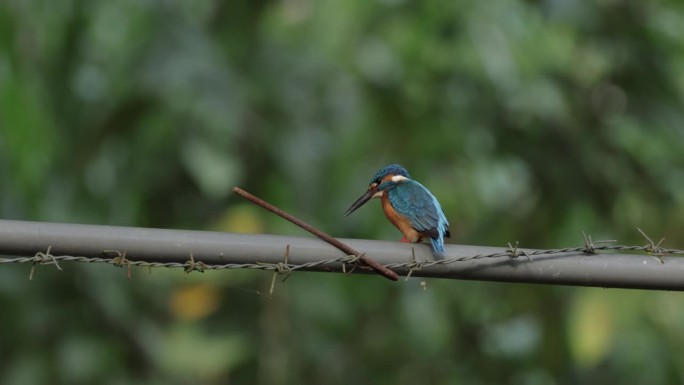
left=169, top=283, right=221, bottom=321
left=568, top=291, right=616, bottom=368
left=157, top=324, right=249, bottom=380
left=181, top=138, right=239, bottom=199
left=216, top=204, right=265, bottom=234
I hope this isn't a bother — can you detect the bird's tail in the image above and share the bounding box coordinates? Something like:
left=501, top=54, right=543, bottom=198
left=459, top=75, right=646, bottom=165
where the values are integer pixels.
left=430, top=236, right=446, bottom=256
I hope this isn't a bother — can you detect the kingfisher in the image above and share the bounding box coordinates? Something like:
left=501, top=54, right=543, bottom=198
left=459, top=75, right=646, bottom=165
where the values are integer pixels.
left=344, top=164, right=450, bottom=254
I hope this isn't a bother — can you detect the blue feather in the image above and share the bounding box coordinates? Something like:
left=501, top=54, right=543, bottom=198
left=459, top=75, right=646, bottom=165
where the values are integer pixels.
left=387, top=179, right=449, bottom=254
left=370, top=164, right=410, bottom=184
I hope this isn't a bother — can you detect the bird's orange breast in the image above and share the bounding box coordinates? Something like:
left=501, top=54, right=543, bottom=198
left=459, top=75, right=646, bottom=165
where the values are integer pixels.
left=381, top=193, right=422, bottom=242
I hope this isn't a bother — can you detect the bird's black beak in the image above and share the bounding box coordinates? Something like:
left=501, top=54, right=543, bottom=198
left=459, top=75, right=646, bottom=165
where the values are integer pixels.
left=344, top=188, right=376, bottom=216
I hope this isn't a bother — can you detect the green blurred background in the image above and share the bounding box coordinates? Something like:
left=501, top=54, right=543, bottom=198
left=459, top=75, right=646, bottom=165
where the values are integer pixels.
left=1, top=0, right=684, bottom=384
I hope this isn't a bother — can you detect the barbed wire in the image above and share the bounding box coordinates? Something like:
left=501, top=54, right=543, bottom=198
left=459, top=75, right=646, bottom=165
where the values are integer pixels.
left=3, top=216, right=684, bottom=293
left=2, top=230, right=682, bottom=280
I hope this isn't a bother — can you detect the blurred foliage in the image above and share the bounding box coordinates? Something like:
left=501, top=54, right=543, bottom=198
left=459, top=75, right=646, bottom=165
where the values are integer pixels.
left=1, top=0, right=684, bottom=383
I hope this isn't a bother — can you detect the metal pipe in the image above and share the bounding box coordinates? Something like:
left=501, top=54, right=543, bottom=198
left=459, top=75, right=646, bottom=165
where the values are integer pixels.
left=0, top=219, right=680, bottom=291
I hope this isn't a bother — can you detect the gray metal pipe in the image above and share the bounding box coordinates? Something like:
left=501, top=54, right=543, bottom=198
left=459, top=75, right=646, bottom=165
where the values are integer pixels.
left=0, top=219, right=680, bottom=291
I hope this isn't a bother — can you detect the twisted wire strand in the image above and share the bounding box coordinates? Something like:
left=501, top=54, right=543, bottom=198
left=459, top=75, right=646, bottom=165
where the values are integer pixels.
left=1, top=244, right=682, bottom=274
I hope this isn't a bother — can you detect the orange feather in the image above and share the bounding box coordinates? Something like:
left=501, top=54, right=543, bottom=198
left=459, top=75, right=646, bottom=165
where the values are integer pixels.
left=381, top=193, right=423, bottom=243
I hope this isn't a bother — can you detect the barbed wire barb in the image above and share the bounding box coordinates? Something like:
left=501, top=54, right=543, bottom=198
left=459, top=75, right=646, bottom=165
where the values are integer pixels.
left=268, top=245, right=293, bottom=296
left=636, top=227, right=667, bottom=263
left=105, top=249, right=132, bottom=279
left=405, top=247, right=424, bottom=281
left=341, top=254, right=362, bottom=275
left=582, top=232, right=597, bottom=255
left=184, top=252, right=207, bottom=275
left=507, top=241, right=533, bottom=262
left=29, top=246, right=62, bottom=281
left=581, top=232, right=617, bottom=255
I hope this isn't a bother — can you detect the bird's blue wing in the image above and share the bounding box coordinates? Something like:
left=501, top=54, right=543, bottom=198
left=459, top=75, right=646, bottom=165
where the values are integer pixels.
left=388, top=180, right=449, bottom=252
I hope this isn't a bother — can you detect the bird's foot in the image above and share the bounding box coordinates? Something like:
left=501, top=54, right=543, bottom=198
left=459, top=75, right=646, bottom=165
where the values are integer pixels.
left=400, top=236, right=410, bottom=243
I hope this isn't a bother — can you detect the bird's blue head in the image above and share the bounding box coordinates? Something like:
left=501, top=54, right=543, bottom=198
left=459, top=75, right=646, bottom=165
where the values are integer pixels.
left=344, top=164, right=411, bottom=216
left=369, top=164, right=410, bottom=186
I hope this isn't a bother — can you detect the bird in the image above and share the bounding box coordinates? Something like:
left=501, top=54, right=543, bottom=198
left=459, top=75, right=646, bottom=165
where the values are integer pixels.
left=344, top=164, right=450, bottom=254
